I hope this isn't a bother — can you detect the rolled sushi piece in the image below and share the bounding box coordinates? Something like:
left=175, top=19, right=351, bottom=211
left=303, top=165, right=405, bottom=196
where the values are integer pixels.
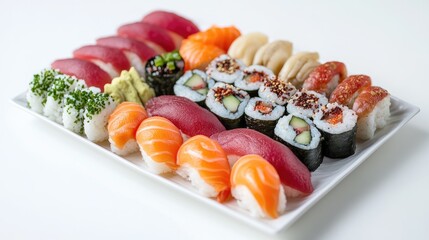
left=353, top=86, right=390, bottom=140
left=206, top=82, right=250, bottom=129
left=234, top=65, right=275, bottom=97
left=173, top=69, right=214, bottom=106
left=43, top=75, right=87, bottom=124
left=108, top=102, right=148, bottom=156
left=177, top=135, right=231, bottom=202
left=231, top=154, right=286, bottom=219
left=63, top=87, right=100, bottom=135
left=136, top=116, right=183, bottom=174
left=206, top=54, right=245, bottom=84
left=258, top=77, right=297, bottom=106
left=83, top=92, right=117, bottom=142
left=145, top=50, right=185, bottom=95
left=287, top=90, right=328, bottom=118
left=314, top=103, right=358, bottom=158
left=302, top=61, right=347, bottom=97
left=27, top=69, right=60, bottom=114
left=244, top=97, right=285, bottom=137
left=274, top=114, right=323, bottom=172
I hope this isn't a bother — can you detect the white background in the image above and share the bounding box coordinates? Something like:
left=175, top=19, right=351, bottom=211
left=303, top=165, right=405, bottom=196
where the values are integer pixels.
left=1, top=0, right=428, bottom=239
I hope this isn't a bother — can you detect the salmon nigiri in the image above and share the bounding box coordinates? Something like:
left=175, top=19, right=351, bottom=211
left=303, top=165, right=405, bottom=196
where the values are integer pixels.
left=107, top=102, right=148, bottom=156
left=136, top=116, right=183, bottom=174
left=188, top=26, right=241, bottom=52
left=231, top=154, right=286, bottom=219
left=179, top=39, right=225, bottom=71
left=177, top=135, right=231, bottom=202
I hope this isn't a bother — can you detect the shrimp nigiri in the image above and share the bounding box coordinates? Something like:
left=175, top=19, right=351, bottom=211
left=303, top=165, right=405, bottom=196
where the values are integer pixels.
left=136, top=116, right=183, bottom=174
left=231, top=154, right=286, bottom=219
left=176, top=135, right=230, bottom=202
left=107, top=102, right=148, bottom=156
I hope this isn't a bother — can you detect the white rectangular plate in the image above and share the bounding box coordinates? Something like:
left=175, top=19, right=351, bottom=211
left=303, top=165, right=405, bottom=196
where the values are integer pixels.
left=11, top=92, right=419, bottom=234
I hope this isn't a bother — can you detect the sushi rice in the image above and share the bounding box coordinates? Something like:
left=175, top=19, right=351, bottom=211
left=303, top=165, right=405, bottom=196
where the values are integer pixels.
left=206, top=54, right=245, bottom=84
left=84, top=93, right=117, bottom=142
left=27, top=69, right=60, bottom=114
left=174, top=69, right=214, bottom=103
left=356, top=96, right=390, bottom=140
left=176, top=163, right=218, bottom=197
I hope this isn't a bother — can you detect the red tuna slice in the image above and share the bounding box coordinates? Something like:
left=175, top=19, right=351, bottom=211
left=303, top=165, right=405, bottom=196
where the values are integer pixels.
left=73, top=45, right=131, bottom=79
left=142, top=10, right=199, bottom=39
left=146, top=95, right=226, bottom=137
left=118, top=22, right=176, bottom=53
left=210, top=128, right=313, bottom=197
left=96, top=36, right=157, bottom=62
left=51, top=58, right=111, bottom=91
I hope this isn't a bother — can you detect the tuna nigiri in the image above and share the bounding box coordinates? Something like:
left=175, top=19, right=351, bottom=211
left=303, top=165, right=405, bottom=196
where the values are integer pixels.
left=73, top=45, right=131, bottom=79
left=107, top=102, right=148, bottom=156
left=179, top=39, right=225, bottom=71
left=136, top=116, right=183, bottom=174
left=302, top=61, right=347, bottom=97
left=188, top=26, right=241, bottom=52
left=142, top=10, right=199, bottom=39
left=118, top=22, right=176, bottom=53
left=330, top=74, right=372, bottom=108
left=146, top=95, right=226, bottom=137
left=51, top=58, right=111, bottom=91
left=231, top=154, right=286, bottom=219
left=353, top=86, right=390, bottom=140
left=96, top=36, right=157, bottom=76
left=177, top=135, right=230, bottom=202
left=210, top=128, right=313, bottom=197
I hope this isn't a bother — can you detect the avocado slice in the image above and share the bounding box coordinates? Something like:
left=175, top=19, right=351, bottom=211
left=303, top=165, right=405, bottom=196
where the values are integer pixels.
left=289, top=116, right=310, bottom=131
left=222, top=95, right=241, bottom=113
left=184, top=74, right=206, bottom=90
left=196, top=88, right=208, bottom=95
left=294, top=130, right=312, bottom=145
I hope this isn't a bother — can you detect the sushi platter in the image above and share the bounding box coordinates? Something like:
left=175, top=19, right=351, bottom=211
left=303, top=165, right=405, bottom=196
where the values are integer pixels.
left=12, top=10, right=420, bottom=234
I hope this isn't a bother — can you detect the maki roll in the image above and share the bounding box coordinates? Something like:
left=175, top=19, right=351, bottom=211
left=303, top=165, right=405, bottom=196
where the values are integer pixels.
left=145, top=50, right=184, bottom=95
left=244, top=97, right=285, bottom=137
left=234, top=65, right=275, bottom=97
left=206, top=82, right=250, bottom=129
left=314, top=103, right=358, bottom=158
left=173, top=69, right=214, bottom=106
left=258, top=77, right=297, bottom=106
left=274, top=114, right=323, bottom=171
left=287, top=90, right=328, bottom=118
left=206, top=54, right=245, bottom=84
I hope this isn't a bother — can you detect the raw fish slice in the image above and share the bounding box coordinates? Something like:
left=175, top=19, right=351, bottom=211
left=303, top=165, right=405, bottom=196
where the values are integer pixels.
left=118, top=22, right=176, bottom=53
left=107, top=102, right=148, bottom=156
left=302, top=61, right=347, bottom=97
left=51, top=58, right=111, bottom=91
left=188, top=26, right=241, bottom=52
left=136, top=116, right=183, bottom=174
left=142, top=10, right=199, bottom=38
left=179, top=39, right=225, bottom=71
left=73, top=45, right=131, bottom=78
left=353, top=86, right=389, bottom=118
left=177, top=135, right=230, bottom=202
left=96, top=36, right=157, bottom=63
left=231, top=154, right=286, bottom=218
left=210, top=128, right=313, bottom=197
left=146, top=95, right=226, bottom=137
left=330, top=74, right=372, bottom=108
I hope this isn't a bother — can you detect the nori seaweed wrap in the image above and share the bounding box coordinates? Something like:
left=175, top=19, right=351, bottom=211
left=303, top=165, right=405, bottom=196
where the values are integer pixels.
left=244, top=97, right=285, bottom=137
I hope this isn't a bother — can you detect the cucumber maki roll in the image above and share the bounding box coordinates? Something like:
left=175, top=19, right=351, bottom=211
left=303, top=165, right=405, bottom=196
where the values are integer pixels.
left=258, top=77, right=297, bottom=106
left=174, top=70, right=214, bottom=106
left=206, top=54, right=245, bottom=84
left=244, top=97, right=285, bottom=137
left=145, top=50, right=184, bottom=95
left=206, top=82, right=250, bottom=129
left=274, top=114, right=323, bottom=171
left=314, top=103, right=358, bottom=158
left=287, top=90, right=328, bottom=118
left=234, top=65, right=275, bottom=97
